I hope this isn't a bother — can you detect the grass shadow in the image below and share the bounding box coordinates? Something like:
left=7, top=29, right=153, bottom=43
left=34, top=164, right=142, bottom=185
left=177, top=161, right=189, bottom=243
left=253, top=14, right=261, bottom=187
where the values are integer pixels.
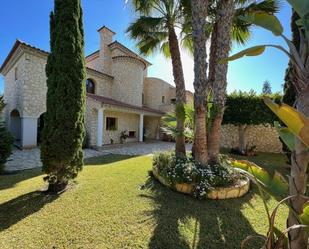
left=85, top=154, right=139, bottom=166
left=141, top=177, right=264, bottom=249
left=0, top=191, right=58, bottom=231
left=0, top=168, right=42, bottom=191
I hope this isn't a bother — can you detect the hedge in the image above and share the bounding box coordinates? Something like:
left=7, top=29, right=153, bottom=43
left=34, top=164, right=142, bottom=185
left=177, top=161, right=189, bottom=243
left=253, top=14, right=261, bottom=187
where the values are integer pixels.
left=223, top=91, right=282, bottom=126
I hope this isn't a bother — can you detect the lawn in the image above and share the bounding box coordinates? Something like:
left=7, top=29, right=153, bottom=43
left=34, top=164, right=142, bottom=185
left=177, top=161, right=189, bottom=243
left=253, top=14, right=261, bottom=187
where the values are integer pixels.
left=0, top=154, right=288, bottom=249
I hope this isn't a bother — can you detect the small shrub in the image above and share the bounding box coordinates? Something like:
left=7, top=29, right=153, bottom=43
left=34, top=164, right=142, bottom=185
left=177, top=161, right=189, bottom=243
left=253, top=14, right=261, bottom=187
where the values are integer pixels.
left=0, top=122, right=14, bottom=173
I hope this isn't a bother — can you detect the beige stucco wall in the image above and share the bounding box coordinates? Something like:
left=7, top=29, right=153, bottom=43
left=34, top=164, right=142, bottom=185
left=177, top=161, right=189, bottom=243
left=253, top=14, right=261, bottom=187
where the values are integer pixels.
left=85, top=99, right=141, bottom=146
left=103, top=110, right=139, bottom=144
left=221, top=124, right=282, bottom=153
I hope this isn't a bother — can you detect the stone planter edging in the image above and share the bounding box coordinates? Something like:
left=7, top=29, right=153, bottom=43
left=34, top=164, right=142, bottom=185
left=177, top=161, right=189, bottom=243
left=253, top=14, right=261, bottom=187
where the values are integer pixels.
left=152, top=168, right=250, bottom=200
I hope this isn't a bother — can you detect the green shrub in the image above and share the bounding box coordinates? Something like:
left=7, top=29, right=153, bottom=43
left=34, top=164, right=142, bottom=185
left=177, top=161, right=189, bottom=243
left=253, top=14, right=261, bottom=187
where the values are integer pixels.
left=0, top=122, right=14, bottom=173
left=152, top=152, right=243, bottom=199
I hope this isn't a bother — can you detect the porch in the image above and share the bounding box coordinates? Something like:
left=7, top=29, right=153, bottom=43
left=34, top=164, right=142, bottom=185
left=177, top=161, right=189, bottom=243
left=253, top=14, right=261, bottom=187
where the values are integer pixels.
left=86, top=94, right=165, bottom=147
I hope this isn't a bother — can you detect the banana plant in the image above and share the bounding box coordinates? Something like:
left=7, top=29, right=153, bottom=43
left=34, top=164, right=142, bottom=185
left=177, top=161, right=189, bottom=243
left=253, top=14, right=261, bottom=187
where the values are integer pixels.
left=223, top=1, right=309, bottom=248
left=230, top=99, right=309, bottom=248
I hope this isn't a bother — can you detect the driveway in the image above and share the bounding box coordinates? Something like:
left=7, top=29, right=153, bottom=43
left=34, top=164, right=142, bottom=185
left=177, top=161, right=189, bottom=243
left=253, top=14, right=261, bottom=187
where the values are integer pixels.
left=5, top=141, right=192, bottom=172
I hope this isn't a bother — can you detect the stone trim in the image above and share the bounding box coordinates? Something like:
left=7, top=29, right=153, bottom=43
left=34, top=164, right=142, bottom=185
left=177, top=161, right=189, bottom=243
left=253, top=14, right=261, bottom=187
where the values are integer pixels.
left=109, top=41, right=151, bottom=66
left=152, top=168, right=250, bottom=200
left=0, top=41, right=24, bottom=75
left=112, top=55, right=147, bottom=70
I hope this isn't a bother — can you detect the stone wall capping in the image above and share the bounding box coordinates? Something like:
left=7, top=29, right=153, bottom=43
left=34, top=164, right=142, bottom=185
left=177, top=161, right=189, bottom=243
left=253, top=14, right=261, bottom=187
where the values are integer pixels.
left=152, top=168, right=250, bottom=200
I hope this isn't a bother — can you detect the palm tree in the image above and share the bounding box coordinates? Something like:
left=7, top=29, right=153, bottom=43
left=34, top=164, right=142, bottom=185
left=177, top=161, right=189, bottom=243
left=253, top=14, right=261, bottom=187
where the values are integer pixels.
left=191, top=0, right=209, bottom=164
left=207, top=0, right=279, bottom=163
left=127, top=0, right=190, bottom=158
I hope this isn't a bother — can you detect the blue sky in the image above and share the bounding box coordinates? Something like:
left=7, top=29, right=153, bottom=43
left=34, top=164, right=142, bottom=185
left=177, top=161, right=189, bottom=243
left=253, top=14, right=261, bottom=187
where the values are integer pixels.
left=0, top=0, right=291, bottom=94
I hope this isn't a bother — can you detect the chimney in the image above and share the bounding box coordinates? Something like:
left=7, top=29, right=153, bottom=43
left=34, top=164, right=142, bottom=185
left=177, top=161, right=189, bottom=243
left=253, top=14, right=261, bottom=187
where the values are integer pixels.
left=97, top=26, right=115, bottom=74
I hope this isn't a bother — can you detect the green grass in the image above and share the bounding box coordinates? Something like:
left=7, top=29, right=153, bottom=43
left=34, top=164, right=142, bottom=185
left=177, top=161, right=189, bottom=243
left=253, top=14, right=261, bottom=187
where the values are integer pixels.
left=0, top=154, right=288, bottom=249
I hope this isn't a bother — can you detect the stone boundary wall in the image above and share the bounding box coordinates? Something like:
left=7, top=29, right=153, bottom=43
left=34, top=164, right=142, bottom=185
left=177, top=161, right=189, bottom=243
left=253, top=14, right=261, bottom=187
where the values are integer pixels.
left=221, top=124, right=282, bottom=153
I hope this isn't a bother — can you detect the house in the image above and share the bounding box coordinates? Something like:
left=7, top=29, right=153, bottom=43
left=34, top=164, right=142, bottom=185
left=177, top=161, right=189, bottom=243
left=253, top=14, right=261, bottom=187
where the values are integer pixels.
left=0, top=26, right=193, bottom=149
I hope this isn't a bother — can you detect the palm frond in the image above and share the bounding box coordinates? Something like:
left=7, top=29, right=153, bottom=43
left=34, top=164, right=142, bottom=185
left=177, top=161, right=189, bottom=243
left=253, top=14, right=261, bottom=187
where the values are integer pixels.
left=127, top=16, right=168, bottom=55
left=232, top=17, right=251, bottom=45
left=160, top=41, right=171, bottom=57
left=232, top=0, right=280, bottom=45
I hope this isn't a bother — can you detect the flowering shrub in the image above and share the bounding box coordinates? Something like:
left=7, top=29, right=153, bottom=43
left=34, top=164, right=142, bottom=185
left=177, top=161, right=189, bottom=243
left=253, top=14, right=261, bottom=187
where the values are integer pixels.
left=152, top=152, right=244, bottom=199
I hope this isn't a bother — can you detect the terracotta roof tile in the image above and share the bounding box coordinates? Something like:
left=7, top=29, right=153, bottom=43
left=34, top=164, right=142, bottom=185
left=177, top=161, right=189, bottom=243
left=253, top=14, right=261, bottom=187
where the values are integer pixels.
left=87, top=93, right=164, bottom=115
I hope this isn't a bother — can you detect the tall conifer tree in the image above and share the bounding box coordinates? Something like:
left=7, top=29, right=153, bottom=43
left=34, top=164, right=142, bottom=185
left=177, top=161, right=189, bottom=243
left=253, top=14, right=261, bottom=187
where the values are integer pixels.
left=41, top=0, right=86, bottom=193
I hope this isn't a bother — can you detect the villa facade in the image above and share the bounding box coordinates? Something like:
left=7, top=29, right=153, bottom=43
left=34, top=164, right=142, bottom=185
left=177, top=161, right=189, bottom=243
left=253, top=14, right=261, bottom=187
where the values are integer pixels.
left=0, top=26, right=193, bottom=149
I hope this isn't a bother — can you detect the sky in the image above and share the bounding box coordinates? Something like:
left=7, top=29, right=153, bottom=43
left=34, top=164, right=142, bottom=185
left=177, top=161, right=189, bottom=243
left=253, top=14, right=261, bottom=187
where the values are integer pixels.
left=0, top=0, right=292, bottom=94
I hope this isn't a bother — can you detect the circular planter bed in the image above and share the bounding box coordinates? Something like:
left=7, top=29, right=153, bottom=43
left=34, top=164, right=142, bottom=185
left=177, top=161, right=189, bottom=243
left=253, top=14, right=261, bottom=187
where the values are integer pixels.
left=152, top=168, right=250, bottom=200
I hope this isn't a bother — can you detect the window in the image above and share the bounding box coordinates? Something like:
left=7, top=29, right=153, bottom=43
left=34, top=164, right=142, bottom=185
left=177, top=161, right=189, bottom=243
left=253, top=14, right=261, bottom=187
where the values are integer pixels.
left=128, top=131, right=136, bottom=138
left=106, top=117, right=117, bottom=131
left=170, top=98, right=176, bottom=104
left=15, top=67, right=18, bottom=81
left=86, top=79, right=95, bottom=94
left=162, top=96, right=165, bottom=104
left=142, top=93, right=145, bottom=105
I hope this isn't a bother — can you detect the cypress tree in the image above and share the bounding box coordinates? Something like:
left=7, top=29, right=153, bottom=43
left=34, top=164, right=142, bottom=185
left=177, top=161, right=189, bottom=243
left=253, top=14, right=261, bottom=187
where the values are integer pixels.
left=41, top=0, right=86, bottom=193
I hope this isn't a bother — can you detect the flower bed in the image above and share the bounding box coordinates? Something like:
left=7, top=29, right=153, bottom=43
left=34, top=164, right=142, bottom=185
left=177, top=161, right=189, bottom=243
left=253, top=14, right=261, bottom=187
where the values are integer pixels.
left=152, top=152, right=250, bottom=200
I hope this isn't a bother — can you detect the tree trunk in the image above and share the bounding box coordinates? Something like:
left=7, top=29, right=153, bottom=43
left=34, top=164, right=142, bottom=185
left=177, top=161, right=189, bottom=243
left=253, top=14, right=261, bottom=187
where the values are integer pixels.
left=168, top=26, right=186, bottom=158
left=207, top=0, right=235, bottom=163
left=191, top=0, right=209, bottom=165
left=238, top=124, right=247, bottom=152
left=288, top=89, right=309, bottom=249
left=208, top=110, right=224, bottom=162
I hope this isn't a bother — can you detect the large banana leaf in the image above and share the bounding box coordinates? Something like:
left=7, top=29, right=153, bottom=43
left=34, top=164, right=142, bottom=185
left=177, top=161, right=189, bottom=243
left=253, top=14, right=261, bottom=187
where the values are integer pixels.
left=221, top=43, right=292, bottom=63
left=287, top=0, right=309, bottom=19
left=264, top=97, right=309, bottom=148
left=240, top=12, right=283, bottom=36
left=230, top=159, right=288, bottom=199
left=274, top=121, right=295, bottom=151
left=222, top=46, right=266, bottom=62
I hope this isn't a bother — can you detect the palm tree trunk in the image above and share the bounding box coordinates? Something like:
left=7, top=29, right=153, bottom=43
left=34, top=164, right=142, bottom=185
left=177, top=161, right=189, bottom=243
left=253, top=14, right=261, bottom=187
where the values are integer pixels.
left=191, top=0, right=209, bottom=165
left=288, top=88, right=309, bottom=249
left=207, top=0, right=235, bottom=163
left=238, top=124, right=247, bottom=152
left=168, top=26, right=186, bottom=158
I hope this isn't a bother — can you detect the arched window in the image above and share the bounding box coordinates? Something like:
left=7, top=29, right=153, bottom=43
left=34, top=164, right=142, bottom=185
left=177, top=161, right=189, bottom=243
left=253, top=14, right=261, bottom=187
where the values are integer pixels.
left=86, top=79, right=95, bottom=94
